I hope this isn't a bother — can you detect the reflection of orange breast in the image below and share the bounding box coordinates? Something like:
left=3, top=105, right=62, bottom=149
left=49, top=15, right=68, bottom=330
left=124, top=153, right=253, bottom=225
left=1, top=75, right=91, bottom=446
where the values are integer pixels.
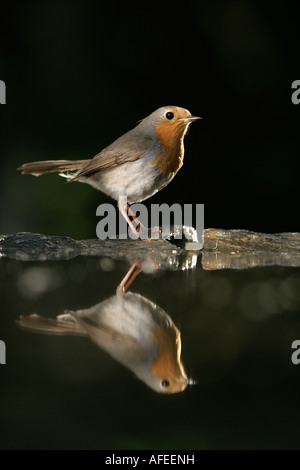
left=154, top=121, right=185, bottom=175
left=151, top=323, right=183, bottom=380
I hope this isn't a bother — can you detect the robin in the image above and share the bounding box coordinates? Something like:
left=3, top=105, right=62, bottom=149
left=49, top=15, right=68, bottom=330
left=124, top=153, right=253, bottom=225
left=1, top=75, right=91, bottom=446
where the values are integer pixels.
left=18, top=263, right=195, bottom=393
left=18, top=106, right=200, bottom=237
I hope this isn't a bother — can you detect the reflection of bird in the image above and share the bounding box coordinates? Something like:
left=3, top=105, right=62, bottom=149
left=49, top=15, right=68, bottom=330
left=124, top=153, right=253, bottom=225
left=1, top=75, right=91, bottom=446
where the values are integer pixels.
left=18, top=106, right=200, bottom=237
left=18, top=292, right=192, bottom=393
left=18, top=262, right=195, bottom=393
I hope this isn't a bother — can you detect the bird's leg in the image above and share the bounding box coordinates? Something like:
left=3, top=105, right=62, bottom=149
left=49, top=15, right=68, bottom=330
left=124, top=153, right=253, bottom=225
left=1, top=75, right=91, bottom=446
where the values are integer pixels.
left=118, top=201, right=140, bottom=239
left=127, top=204, right=162, bottom=241
left=116, top=262, right=142, bottom=296
left=126, top=205, right=163, bottom=238
left=117, top=201, right=151, bottom=240
left=126, top=204, right=147, bottom=234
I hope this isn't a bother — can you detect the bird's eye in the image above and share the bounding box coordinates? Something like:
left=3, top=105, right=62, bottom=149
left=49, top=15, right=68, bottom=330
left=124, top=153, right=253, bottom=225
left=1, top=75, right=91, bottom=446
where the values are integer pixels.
left=165, top=112, right=174, bottom=120
left=161, top=379, right=170, bottom=388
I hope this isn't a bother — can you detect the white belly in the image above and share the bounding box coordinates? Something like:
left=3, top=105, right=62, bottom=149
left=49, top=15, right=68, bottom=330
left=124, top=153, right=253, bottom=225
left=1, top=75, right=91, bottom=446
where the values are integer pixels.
left=80, top=153, right=175, bottom=203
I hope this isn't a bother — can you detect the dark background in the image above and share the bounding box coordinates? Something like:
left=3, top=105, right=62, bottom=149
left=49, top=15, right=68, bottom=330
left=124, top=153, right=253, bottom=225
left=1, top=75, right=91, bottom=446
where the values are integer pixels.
left=0, top=0, right=299, bottom=238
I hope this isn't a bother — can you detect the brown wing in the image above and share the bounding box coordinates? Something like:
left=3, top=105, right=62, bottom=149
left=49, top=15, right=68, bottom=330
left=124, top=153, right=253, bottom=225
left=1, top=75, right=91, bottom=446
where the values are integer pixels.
left=71, top=129, right=153, bottom=181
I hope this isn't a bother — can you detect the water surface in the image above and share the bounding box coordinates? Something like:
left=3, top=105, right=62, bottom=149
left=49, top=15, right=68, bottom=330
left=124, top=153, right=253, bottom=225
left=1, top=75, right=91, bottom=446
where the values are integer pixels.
left=0, top=231, right=300, bottom=449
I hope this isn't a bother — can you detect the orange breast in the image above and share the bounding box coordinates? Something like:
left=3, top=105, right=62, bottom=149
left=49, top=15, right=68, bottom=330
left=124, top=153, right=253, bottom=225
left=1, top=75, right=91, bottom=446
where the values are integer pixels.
left=150, top=323, right=181, bottom=379
left=154, top=121, right=186, bottom=175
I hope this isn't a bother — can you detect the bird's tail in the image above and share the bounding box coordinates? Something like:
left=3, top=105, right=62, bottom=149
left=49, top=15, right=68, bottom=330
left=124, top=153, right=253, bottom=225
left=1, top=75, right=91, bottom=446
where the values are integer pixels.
left=17, top=313, right=87, bottom=336
left=17, top=159, right=89, bottom=177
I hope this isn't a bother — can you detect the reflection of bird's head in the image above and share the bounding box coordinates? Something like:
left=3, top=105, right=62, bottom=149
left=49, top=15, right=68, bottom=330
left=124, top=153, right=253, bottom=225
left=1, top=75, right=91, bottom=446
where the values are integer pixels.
left=146, top=319, right=190, bottom=394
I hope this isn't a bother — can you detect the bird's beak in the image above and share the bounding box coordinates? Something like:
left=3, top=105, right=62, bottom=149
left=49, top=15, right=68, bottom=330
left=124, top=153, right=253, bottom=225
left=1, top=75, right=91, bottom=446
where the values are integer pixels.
left=177, top=376, right=197, bottom=386
left=186, top=115, right=202, bottom=122
left=185, top=377, right=197, bottom=385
